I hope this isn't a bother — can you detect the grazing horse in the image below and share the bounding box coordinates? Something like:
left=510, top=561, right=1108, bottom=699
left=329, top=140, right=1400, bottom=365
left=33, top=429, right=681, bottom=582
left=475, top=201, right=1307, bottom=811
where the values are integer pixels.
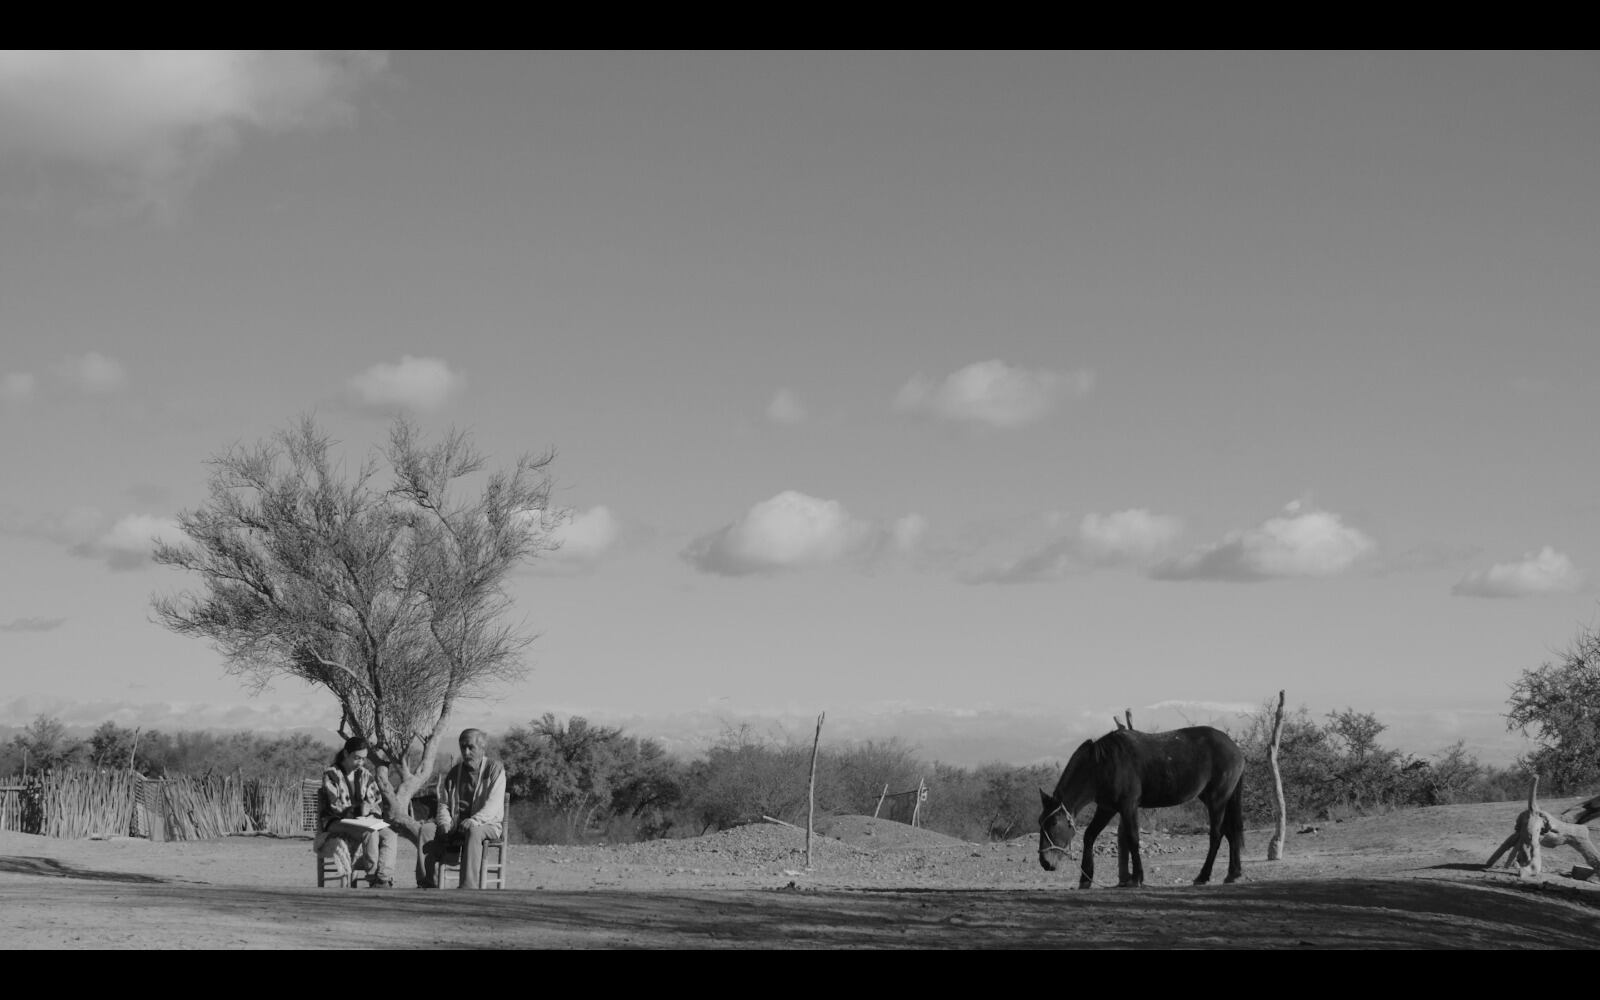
left=1038, top=725, right=1245, bottom=888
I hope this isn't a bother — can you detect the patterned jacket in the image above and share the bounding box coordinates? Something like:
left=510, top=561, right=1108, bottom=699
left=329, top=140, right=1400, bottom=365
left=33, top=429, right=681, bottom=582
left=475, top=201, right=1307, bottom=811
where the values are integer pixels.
left=436, top=759, right=506, bottom=834
left=318, top=765, right=385, bottom=832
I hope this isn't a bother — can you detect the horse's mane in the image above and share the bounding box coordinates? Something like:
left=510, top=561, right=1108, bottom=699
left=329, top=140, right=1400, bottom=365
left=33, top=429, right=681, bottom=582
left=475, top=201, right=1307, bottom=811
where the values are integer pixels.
left=1051, top=738, right=1099, bottom=813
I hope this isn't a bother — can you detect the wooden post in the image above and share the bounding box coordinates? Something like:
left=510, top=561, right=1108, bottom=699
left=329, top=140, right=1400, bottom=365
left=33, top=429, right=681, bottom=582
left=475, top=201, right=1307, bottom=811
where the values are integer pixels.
left=126, top=728, right=141, bottom=774
left=912, top=777, right=925, bottom=827
left=806, top=712, right=824, bottom=869
left=873, top=783, right=889, bottom=819
left=1267, top=689, right=1288, bottom=860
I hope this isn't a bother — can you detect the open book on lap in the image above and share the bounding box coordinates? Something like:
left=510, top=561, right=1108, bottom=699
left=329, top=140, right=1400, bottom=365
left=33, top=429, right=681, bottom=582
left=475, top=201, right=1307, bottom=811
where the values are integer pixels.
left=341, top=816, right=389, bottom=831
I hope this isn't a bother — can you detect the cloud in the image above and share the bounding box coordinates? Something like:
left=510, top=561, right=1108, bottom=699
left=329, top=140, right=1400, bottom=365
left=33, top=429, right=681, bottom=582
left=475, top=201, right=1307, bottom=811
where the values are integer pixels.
left=1, top=355, right=130, bottom=407
left=0, top=51, right=386, bottom=212
left=683, top=490, right=922, bottom=576
left=547, top=506, right=620, bottom=563
left=894, top=359, right=1094, bottom=429
left=1145, top=699, right=1259, bottom=717
left=1078, top=509, right=1184, bottom=562
left=0, top=616, right=65, bottom=633
left=54, top=351, right=127, bottom=392
left=1152, top=501, right=1375, bottom=582
left=890, top=514, right=928, bottom=553
left=0, top=503, right=106, bottom=545
left=1451, top=546, right=1587, bottom=599
left=346, top=355, right=464, bottom=413
left=964, top=507, right=1183, bottom=584
left=765, top=388, right=807, bottom=425
left=0, top=371, right=35, bottom=404
left=70, top=513, right=185, bottom=571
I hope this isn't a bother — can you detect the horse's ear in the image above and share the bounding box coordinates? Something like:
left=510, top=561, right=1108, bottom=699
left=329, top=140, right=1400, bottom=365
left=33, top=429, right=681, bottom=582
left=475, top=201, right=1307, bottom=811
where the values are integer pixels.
left=1040, top=788, right=1055, bottom=810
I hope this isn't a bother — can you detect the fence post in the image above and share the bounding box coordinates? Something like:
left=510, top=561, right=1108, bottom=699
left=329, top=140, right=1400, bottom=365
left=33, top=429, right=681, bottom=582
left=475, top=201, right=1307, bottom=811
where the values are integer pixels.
left=806, top=712, right=824, bottom=869
left=1267, top=689, right=1288, bottom=860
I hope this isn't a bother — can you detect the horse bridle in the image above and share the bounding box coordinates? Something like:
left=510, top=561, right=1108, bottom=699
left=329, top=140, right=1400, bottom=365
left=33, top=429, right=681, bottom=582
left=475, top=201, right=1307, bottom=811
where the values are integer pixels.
left=1039, top=801, right=1074, bottom=860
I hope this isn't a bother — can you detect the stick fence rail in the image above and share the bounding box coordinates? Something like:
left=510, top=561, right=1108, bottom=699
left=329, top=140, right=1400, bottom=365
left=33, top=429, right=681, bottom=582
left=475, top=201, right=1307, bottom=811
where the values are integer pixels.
left=0, top=773, right=320, bottom=841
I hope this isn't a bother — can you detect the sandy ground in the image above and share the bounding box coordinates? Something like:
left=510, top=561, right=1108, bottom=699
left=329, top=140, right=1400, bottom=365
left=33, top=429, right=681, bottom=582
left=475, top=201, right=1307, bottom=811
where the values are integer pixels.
left=3, top=798, right=1599, bottom=948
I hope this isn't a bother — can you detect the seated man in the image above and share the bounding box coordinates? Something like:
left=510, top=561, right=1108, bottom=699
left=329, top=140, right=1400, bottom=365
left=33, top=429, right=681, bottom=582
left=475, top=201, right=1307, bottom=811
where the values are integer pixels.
left=416, top=728, right=506, bottom=889
left=318, top=736, right=398, bottom=888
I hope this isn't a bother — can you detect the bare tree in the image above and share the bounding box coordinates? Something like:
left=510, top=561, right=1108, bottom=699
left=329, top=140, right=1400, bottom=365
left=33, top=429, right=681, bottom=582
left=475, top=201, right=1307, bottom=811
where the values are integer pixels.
left=151, top=414, right=559, bottom=842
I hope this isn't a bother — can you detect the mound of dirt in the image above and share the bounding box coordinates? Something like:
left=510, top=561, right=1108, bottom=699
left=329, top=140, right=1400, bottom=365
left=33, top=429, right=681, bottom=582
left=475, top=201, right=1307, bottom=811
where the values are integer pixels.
left=812, top=814, right=972, bottom=851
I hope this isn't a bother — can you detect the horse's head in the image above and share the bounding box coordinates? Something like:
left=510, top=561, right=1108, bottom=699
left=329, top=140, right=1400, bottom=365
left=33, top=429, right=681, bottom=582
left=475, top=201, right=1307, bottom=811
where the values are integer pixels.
left=1038, top=788, right=1075, bottom=871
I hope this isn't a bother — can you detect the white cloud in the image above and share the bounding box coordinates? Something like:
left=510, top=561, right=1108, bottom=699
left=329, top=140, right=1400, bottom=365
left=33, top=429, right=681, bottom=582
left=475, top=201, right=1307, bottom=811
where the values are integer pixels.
left=1152, top=501, right=1375, bottom=582
left=548, top=506, right=620, bottom=562
left=684, top=490, right=919, bottom=576
left=54, top=351, right=127, bottom=392
left=0, top=616, right=65, bottom=633
left=70, top=513, right=184, bottom=571
left=0, top=51, right=386, bottom=211
left=963, top=507, right=1183, bottom=584
left=1451, top=546, right=1587, bottom=599
left=765, top=388, right=807, bottom=425
left=1145, top=699, right=1259, bottom=717
left=894, top=359, right=1094, bottom=429
left=1078, top=508, right=1184, bottom=562
left=890, top=513, right=928, bottom=552
left=0, top=503, right=106, bottom=545
left=0, top=371, right=35, bottom=403
left=346, top=355, right=464, bottom=413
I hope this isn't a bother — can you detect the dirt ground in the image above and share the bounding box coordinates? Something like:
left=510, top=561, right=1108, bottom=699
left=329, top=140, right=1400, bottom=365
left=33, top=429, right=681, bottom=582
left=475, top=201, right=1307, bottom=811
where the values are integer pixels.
left=4, top=797, right=1599, bottom=948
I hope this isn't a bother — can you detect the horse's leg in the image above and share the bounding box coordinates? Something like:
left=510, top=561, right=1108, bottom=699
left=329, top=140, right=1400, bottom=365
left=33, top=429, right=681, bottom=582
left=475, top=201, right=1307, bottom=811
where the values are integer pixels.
left=1115, top=820, right=1131, bottom=885
left=1196, top=795, right=1225, bottom=885
left=1223, top=781, right=1245, bottom=883
left=1078, top=807, right=1114, bottom=889
left=1118, top=807, right=1144, bottom=887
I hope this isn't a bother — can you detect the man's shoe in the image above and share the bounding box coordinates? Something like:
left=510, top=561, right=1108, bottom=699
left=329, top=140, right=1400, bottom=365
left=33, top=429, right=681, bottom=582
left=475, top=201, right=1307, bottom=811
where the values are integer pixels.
left=368, top=877, right=395, bottom=888
left=416, top=879, right=437, bottom=889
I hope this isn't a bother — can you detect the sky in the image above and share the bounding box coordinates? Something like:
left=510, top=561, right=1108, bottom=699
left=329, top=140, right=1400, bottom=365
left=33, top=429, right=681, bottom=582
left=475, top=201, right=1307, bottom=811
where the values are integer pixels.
left=2, top=51, right=1597, bottom=767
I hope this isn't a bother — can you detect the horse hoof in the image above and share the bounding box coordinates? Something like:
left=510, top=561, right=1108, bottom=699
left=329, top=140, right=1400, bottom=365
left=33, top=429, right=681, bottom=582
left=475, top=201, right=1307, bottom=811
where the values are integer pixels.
left=1117, top=880, right=1142, bottom=888
left=1192, top=877, right=1210, bottom=886
left=1078, top=880, right=1093, bottom=890
left=1224, top=873, right=1244, bottom=884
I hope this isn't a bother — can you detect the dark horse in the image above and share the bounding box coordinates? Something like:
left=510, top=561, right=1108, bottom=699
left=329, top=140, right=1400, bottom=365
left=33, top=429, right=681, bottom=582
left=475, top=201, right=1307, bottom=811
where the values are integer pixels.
left=1038, top=725, right=1245, bottom=888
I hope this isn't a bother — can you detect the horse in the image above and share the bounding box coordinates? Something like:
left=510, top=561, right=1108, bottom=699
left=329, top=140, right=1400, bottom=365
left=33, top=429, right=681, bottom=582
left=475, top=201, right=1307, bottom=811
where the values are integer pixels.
left=1038, top=725, right=1245, bottom=888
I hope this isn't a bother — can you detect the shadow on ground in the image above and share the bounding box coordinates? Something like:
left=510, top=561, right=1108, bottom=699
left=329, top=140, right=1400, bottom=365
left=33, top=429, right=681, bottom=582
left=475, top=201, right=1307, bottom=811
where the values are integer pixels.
left=5, top=875, right=1599, bottom=948
left=0, top=857, right=168, bottom=884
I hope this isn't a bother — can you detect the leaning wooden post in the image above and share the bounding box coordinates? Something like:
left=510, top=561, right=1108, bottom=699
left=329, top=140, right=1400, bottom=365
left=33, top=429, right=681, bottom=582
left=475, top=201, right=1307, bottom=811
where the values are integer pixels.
left=806, top=711, right=825, bottom=869
left=1267, top=689, right=1288, bottom=860
left=873, top=783, right=889, bottom=819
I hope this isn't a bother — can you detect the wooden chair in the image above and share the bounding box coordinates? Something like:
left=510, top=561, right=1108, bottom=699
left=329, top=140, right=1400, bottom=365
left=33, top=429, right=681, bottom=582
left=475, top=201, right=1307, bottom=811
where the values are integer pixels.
left=316, top=839, right=354, bottom=888
left=438, top=796, right=509, bottom=890
left=307, top=781, right=371, bottom=888
left=306, top=781, right=352, bottom=887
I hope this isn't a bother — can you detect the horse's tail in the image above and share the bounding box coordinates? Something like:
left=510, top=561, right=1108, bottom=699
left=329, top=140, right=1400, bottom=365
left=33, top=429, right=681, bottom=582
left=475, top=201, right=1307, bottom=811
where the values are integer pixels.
left=1225, top=769, right=1245, bottom=836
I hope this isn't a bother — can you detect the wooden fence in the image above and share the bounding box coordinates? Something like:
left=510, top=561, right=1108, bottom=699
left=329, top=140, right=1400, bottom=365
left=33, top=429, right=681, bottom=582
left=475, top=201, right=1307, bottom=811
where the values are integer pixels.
left=3, top=772, right=316, bottom=841
left=874, top=778, right=927, bottom=827
left=1, top=783, right=26, bottom=833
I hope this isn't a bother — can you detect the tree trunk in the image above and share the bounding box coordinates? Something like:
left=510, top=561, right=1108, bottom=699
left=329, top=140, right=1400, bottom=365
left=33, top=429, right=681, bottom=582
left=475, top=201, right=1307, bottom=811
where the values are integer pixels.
left=1267, top=689, right=1288, bottom=861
